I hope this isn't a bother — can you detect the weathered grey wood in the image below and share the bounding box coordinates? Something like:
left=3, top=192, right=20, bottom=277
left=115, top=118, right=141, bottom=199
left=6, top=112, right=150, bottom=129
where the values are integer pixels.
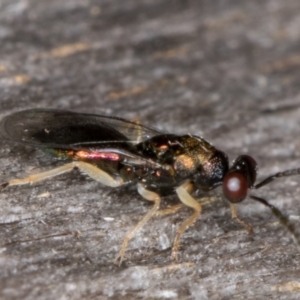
left=1, top=0, right=300, bottom=299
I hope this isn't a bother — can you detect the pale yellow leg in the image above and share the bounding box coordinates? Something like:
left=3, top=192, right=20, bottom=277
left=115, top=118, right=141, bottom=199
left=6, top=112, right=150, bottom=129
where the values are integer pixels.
left=1, top=161, right=123, bottom=190
left=155, top=204, right=183, bottom=216
left=155, top=182, right=194, bottom=217
left=230, top=203, right=253, bottom=234
left=74, top=161, right=123, bottom=187
left=171, top=182, right=202, bottom=260
left=115, top=183, right=161, bottom=265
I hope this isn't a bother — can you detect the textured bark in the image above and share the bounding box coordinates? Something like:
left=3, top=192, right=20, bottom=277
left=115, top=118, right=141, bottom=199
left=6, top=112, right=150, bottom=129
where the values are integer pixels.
left=1, top=0, right=300, bottom=299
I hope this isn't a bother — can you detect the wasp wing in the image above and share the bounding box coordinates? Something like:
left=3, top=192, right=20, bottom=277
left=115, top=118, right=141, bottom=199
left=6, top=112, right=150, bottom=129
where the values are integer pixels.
left=0, top=109, right=164, bottom=168
left=0, top=109, right=162, bottom=147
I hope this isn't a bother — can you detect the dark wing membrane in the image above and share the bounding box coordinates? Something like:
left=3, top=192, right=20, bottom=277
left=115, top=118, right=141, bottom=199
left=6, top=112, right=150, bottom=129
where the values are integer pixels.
left=0, top=109, right=162, bottom=149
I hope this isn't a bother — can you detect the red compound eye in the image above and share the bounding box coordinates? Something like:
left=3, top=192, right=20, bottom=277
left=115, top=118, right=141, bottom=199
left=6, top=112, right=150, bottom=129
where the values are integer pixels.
left=223, top=171, right=248, bottom=203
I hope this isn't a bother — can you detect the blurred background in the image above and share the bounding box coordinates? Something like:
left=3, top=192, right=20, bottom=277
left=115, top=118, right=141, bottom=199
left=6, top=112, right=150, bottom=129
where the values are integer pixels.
left=1, top=0, right=300, bottom=299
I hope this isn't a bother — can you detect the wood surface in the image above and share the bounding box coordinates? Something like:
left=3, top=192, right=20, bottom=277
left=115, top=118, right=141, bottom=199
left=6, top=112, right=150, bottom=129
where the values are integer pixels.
left=1, top=0, right=300, bottom=299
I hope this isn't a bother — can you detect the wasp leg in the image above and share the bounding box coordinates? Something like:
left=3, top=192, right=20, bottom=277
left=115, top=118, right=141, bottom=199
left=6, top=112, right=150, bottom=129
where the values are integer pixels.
left=73, top=161, right=123, bottom=187
left=1, top=163, right=76, bottom=189
left=1, top=161, right=123, bottom=190
left=230, top=203, right=253, bottom=234
left=155, top=182, right=194, bottom=217
left=171, top=182, right=202, bottom=260
left=155, top=204, right=183, bottom=216
left=115, top=183, right=161, bottom=265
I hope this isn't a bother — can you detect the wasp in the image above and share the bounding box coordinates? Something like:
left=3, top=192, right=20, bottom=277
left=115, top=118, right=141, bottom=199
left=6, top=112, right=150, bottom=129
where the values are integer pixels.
left=0, top=109, right=299, bottom=264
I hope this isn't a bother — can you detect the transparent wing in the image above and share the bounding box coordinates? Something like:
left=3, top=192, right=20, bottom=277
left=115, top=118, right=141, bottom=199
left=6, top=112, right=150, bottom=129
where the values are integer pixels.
left=0, top=109, right=162, bottom=149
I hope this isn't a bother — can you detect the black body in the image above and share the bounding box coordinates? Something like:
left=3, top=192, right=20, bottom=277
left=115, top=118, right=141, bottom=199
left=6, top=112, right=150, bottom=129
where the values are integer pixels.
left=0, top=109, right=229, bottom=196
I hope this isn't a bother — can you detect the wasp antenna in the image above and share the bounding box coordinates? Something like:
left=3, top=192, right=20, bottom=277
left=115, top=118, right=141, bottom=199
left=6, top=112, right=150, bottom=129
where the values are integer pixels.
left=254, top=168, right=300, bottom=189
left=0, top=182, right=9, bottom=191
left=250, top=195, right=300, bottom=246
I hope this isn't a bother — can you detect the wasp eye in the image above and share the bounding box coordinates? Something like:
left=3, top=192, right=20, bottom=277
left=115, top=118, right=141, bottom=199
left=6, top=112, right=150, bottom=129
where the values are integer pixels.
left=223, top=171, right=248, bottom=203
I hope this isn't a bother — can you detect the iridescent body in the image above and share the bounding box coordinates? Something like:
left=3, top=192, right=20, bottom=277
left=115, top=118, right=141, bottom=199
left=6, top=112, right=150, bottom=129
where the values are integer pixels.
left=1, top=109, right=299, bottom=265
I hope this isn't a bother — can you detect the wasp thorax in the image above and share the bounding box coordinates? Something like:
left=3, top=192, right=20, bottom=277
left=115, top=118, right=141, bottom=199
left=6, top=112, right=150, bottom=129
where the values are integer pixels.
left=194, top=149, right=229, bottom=190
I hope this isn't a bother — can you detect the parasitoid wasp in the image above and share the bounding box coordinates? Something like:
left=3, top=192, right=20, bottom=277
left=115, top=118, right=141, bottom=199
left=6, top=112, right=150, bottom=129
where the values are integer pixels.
left=0, top=108, right=299, bottom=265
